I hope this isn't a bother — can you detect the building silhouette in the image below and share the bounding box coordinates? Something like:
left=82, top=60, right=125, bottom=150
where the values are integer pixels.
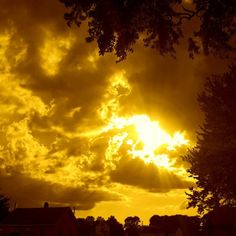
left=0, top=206, right=79, bottom=236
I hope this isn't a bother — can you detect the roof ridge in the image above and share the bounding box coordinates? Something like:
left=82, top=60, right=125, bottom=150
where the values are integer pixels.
left=1, top=207, right=73, bottom=226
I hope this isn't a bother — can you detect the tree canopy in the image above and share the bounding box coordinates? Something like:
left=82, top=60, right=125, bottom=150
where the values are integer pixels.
left=149, top=214, right=200, bottom=235
left=107, top=216, right=124, bottom=236
left=60, top=0, right=236, bottom=61
left=124, top=216, right=140, bottom=236
left=184, top=61, right=236, bottom=214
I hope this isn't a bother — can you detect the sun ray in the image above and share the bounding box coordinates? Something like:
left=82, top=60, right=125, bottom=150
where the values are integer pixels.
left=104, top=115, right=189, bottom=169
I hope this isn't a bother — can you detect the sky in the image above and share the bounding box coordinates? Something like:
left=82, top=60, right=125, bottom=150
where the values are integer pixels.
left=0, top=0, right=229, bottom=224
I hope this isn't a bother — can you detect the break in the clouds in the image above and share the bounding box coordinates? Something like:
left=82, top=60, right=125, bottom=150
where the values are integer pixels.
left=0, top=0, right=229, bottom=220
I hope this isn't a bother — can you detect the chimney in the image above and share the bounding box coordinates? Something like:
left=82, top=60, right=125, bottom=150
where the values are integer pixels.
left=44, top=202, right=49, bottom=208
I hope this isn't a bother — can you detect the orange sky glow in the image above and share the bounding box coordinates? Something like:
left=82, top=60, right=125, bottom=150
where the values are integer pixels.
left=0, top=0, right=227, bottom=224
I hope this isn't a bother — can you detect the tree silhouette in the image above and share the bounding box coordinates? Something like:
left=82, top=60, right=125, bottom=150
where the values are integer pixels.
left=149, top=215, right=162, bottom=226
left=106, top=216, right=124, bottom=236
left=184, top=61, right=236, bottom=214
left=95, top=217, right=109, bottom=236
left=124, top=216, right=140, bottom=236
left=0, top=194, right=9, bottom=221
left=149, top=215, right=200, bottom=236
left=77, top=216, right=96, bottom=236
left=60, top=0, right=236, bottom=61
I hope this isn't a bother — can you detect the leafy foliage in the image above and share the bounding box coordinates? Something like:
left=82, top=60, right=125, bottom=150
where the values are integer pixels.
left=149, top=214, right=200, bottom=235
left=60, top=0, right=236, bottom=61
left=77, top=216, right=124, bottom=236
left=184, top=62, right=236, bottom=214
left=124, top=216, right=140, bottom=236
left=107, top=216, right=124, bottom=236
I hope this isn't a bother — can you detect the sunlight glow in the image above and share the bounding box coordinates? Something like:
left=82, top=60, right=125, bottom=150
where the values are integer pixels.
left=95, top=71, right=189, bottom=172
left=98, top=71, right=131, bottom=121
left=105, top=115, right=189, bottom=169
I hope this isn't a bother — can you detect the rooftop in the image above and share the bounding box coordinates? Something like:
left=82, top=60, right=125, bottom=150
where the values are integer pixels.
left=0, top=207, right=72, bottom=226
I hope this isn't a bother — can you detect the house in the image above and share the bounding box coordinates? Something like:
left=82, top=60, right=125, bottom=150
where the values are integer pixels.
left=0, top=205, right=79, bottom=236
left=203, top=206, right=236, bottom=236
left=140, top=225, right=183, bottom=236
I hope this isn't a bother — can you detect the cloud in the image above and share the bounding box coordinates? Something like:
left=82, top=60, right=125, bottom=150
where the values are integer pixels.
left=0, top=172, right=120, bottom=210
left=109, top=156, right=192, bottom=192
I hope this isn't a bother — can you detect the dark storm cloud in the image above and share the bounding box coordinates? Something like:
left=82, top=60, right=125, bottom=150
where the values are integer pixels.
left=110, top=156, right=192, bottom=192
left=0, top=172, right=120, bottom=210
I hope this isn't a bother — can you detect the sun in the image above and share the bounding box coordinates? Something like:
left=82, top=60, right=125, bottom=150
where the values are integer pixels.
left=105, top=115, right=189, bottom=169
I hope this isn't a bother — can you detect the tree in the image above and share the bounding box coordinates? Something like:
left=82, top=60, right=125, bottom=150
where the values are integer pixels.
left=77, top=216, right=96, bottom=236
left=60, top=0, right=236, bottom=61
left=95, top=217, right=109, bottom=236
left=149, top=215, right=162, bottom=226
left=106, top=216, right=124, bottom=236
left=149, top=215, right=200, bottom=236
left=77, top=218, right=89, bottom=236
left=0, top=194, right=10, bottom=221
left=124, top=216, right=140, bottom=236
left=184, top=61, right=236, bottom=214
